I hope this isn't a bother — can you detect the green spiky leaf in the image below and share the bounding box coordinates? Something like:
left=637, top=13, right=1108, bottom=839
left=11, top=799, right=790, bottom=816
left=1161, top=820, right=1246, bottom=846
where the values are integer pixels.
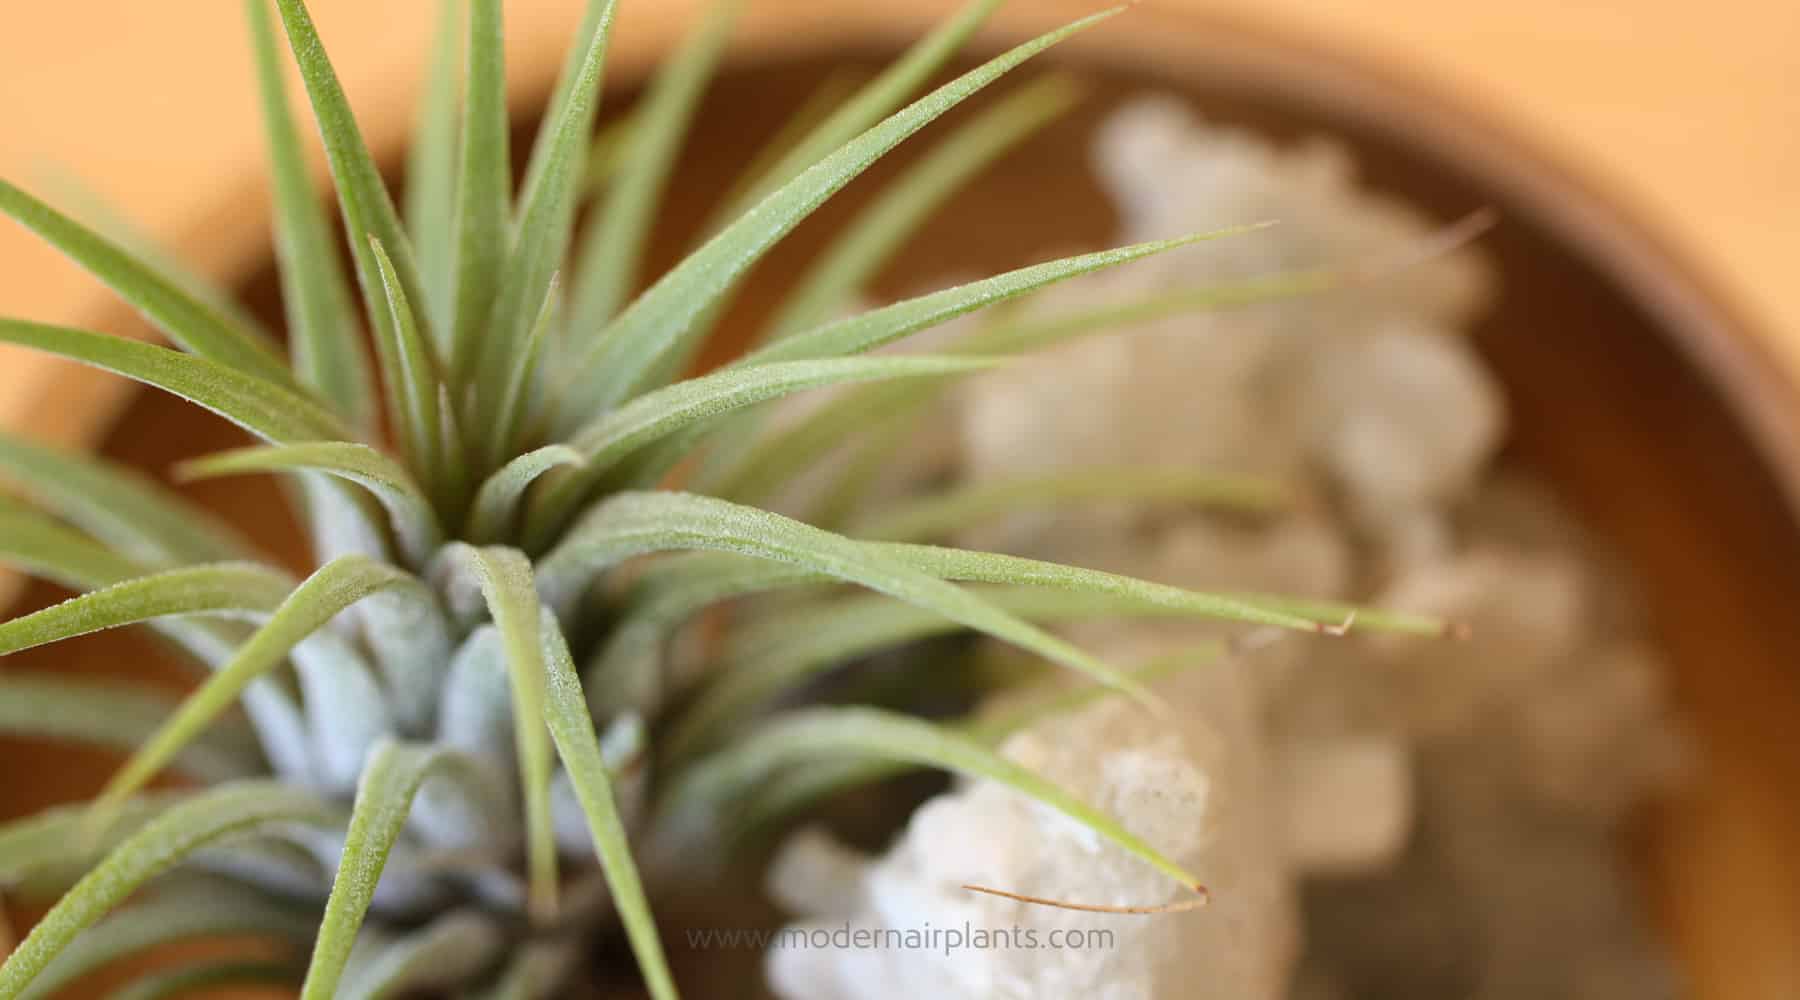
left=665, top=587, right=1238, bottom=760
left=561, top=9, right=1122, bottom=420
left=178, top=443, right=443, bottom=567
left=567, top=0, right=739, bottom=335
left=662, top=707, right=1204, bottom=893
left=447, top=0, right=511, bottom=382
left=475, top=0, right=620, bottom=440
left=0, top=319, right=351, bottom=444
left=0, top=562, right=291, bottom=655
left=747, top=227, right=1265, bottom=367
left=850, top=466, right=1284, bottom=542
left=90, top=556, right=423, bottom=822
left=762, top=73, right=1082, bottom=342
left=535, top=491, right=1152, bottom=702
left=302, top=742, right=502, bottom=1000
left=467, top=445, right=584, bottom=544
left=0, top=179, right=291, bottom=385
left=538, top=610, right=679, bottom=1000
left=367, top=238, right=449, bottom=482
left=439, top=546, right=560, bottom=920
left=0, top=783, right=335, bottom=996
left=705, top=0, right=1004, bottom=225
left=271, top=0, right=430, bottom=353
left=406, top=0, right=466, bottom=337
left=529, top=356, right=994, bottom=538
left=0, top=431, right=256, bottom=566
left=246, top=0, right=378, bottom=429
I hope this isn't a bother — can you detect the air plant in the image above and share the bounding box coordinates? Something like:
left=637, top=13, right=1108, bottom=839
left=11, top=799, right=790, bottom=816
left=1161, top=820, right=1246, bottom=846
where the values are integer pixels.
left=0, top=0, right=1456, bottom=997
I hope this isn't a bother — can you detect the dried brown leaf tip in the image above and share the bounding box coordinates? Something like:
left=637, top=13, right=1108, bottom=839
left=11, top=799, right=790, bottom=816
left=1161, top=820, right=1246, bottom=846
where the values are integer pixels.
left=961, top=882, right=1210, bottom=915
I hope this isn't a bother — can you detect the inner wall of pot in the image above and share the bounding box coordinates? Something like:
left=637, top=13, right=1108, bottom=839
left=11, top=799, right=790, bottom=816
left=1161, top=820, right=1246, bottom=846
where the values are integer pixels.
left=23, top=49, right=1800, bottom=999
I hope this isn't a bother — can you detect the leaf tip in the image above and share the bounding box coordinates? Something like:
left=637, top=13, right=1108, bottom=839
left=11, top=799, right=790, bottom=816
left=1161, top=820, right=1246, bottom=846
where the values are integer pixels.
left=960, top=881, right=1209, bottom=914
left=1314, top=610, right=1358, bottom=637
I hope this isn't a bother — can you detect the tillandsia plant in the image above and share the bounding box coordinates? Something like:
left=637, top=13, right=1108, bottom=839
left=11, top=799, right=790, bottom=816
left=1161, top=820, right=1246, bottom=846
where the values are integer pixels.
left=0, top=0, right=1462, bottom=997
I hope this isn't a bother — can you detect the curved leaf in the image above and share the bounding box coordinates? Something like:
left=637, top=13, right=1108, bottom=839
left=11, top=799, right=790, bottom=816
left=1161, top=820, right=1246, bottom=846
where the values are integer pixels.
left=302, top=742, right=505, bottom=1000
left=850, top=466, right=1284, bottom=542
left=178, top=443, right=442, bottom=567
left=0, top=178, right=290, bottom=385
left=90, top=556, right=422, bottom=823
left=0, top=783, right=335, bottom=997
left=0, top=319, right=350, bottom=444
left=561, top=9, right=1123, bottom=421
left=535, top=491, right=1149, bottom=702
left=539, top=609, right=678, bottom=1000
left=0, top=501, right=316, bottom=782
left=0, top=431, right=258, bottom=566
left=246, top=0, right=377, bottom=429
left=438, top=546, right=559, bottom=920
left=467, top=445, right=583, bottom=544
left=0, top=562, right=291, bottom=655
left=660, top=707, right=1203, bottom=893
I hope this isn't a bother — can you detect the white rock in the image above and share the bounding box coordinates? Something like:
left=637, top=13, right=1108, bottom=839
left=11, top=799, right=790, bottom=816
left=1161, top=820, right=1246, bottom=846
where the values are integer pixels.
left=1290, top=324, right=1506, bottom=527
left=1512, top=641, right=1691, bottom=822
left=766, top=634, right=1298, bottom=1000
left=1093, top=97, right=1494, bottom=330
left=1279, top=738, right=1413, bottom=876
left=1368, top=548, right=1590, bottom=737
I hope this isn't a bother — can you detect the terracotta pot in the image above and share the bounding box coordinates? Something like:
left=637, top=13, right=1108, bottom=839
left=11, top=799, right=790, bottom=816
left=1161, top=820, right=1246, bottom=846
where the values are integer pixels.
left=4, top=6, right=1798, bottom=998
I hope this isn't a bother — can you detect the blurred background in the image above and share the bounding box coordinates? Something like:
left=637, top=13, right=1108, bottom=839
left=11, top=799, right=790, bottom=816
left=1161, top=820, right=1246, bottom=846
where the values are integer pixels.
left=0, top=0, right=1794, bottom=418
